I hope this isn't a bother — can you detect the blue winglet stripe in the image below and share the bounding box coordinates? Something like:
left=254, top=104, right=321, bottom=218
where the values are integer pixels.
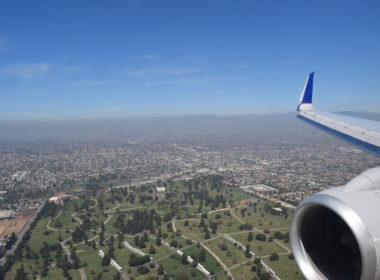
left=297, top=115, right=380, bottom=157
left=301, top=72, right=315, bottom=104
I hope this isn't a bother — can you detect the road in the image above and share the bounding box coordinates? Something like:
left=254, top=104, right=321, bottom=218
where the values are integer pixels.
left=201, top=243, right=234, bottom=280
left=79, top=268, right=87, bottom=280
left=59, top=210, right=87, bottom=280
left=172, top=218, right=233, bottom=280
left=46, top=209, right=63, bottom=231
left=230, top=207, right=292, bottom=253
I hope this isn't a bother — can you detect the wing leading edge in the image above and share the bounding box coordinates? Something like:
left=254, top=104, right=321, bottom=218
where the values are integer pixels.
left=297, top=73, right=380, bottom=157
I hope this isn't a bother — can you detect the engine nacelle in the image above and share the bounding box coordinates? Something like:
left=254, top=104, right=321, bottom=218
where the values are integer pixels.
left=290, top=166, right=380, bottom=280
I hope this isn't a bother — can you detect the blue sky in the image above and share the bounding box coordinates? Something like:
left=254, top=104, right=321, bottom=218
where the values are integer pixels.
left=1, top=0, right=380, bottom=120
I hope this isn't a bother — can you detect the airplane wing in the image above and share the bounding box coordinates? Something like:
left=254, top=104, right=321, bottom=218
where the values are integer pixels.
left=297, top=73, right=380, bottom=157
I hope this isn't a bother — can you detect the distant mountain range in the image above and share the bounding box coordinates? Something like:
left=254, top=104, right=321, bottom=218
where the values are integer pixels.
left=0, top=111, right=379, bottom=142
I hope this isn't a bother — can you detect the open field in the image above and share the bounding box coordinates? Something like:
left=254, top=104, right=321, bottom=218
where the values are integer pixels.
left=183, top=245, right=224, bottom=275
left=263, top=255, right=305, bottom=280
left=232, top=232, right=287, bottom=257
left=204, top=237, right=247, bottom=268
left=0, top=219, right=28, bottom=238
left=233, top=200, right=291, bottom=230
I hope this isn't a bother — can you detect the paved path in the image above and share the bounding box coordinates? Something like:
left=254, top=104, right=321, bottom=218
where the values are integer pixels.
left=172, top=219, right=233, bottom=280
left=61, top=237, right=72, bottom=261
left=59, top=210, right=87, bottom=280
left=230, top=210, right=245, bottom=224
left=202, top=243, right=234, bottom=280
left=230, top=209, right=292, bottom=253
left=104, top=202, right=120, bottom=213
left=89, top=198, right=98, bottom=209
left=120, top=272, right=129, bottom=280
left=46, top=209, right=63, bottom=231
left=79, top=268, right=87, bottom=280
left=229, top=260, right=249, bottom=270
left=104, top=214, right=113, bottom=225
left=72, top=212, right=83, bottom=225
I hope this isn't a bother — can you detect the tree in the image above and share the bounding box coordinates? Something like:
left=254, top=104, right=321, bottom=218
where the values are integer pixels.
left=204, top=230, right=210, bottom=240
left=72, top=255, right=81, bottom=269
left=273, top=231, right=284, bottom=240
left=220, top=243, right=228, bottom=251
left=248, top=232, right=253, bottom=242
left=98, top=197, right=104, bottom=211
left=198, top=249, right=206, bottom=262
left=239, top=223, right=253, bottom=230
left=157, top=264, right=164, bottom=275
left=149, top=245, right=156, bottom=254
left=138, top=238, right=146, bottom=249
left=260, top=272, right=272, bottom=280
left=269, top=253, right=279, bottom=261
left=15, top=264, right=28, bottom=280
left=101, top=254, right=111, bottom=266
left=134, top=235, right=139, bottom=246
left=181, top=253, right=188, bottom=264
left=128, top=254, right=150, bottom=267
left=170, top=240, right=178, bottom=248
left=155, top=236, right=162, bottom=246
left=245, top=244, right=251, bottom=258
left=256, top=233, right=267, bottom=241
left=137, top=266, right=149, bottom=275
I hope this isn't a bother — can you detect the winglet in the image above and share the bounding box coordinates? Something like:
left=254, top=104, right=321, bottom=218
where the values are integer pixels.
left=297, top=72, right=315, bottom=111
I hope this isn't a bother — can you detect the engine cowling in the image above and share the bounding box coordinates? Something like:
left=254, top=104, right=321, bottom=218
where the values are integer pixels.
left=290, top=166, right=380, bottom=280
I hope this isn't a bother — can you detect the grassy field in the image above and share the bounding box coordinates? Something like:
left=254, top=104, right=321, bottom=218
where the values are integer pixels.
left=232, top=232, right=288, bottom=257
left=230, top=261, right=257, bottom=280
left=208, top=212, right=242, bottom=233
left=28, top=217, right=70, bottom=252
left=263, top=255, right=305, bottom=280
left=233, top=201, right=290, bottom=230
left=5, top=177, right=304, bottom=280
left=183, top=245, right=224, bottom=275
left=139, top=237, right=173, bottom=259
left=5, top=256, right=82, bottom=280
left=203, top=237, right=247, bottom=268
left=159, top=254, right=205, bottom=280
left=176, top=219, right=210, bottom=241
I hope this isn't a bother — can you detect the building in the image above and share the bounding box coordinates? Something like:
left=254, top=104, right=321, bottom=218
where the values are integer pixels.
left=48, top=194, right=74, bottom=204
left=0, top=210, right=15, bottom=220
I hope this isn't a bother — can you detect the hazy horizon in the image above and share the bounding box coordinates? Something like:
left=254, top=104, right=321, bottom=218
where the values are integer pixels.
left=1, top=111, right=380, bottom=142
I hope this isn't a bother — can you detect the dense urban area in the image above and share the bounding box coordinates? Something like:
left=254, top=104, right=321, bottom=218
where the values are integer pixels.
left=0, top=118, right=379, bottom=280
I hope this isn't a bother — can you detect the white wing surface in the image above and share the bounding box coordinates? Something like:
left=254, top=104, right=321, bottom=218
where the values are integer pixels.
left=297, top=73, right=380, bottom=157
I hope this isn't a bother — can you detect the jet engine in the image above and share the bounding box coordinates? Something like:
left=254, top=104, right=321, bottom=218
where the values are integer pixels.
left=290, top=166, right=380, bottom=280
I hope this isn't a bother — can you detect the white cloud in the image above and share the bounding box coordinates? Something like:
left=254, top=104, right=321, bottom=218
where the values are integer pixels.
left=1, top=62, right=50, bottom=80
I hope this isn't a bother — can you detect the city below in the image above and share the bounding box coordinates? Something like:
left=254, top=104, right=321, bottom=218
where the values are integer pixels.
left=0, top=115, right=379, bottom=280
